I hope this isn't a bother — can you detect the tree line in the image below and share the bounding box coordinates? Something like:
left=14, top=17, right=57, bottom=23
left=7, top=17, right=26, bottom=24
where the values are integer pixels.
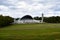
left=0, top=15, right=60, bottom=28
left=0, top=15, right=14, bottom=27
left=15, top=15, right=60, bottom=23
left=34, top=16, right=60, bottom=23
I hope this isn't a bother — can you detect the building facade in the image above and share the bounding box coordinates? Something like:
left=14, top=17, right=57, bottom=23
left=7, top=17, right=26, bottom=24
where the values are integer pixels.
left=14, top=14, right=44, bottom=24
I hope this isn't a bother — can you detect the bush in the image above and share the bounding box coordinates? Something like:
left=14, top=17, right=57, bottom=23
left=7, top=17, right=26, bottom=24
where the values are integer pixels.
left=44, top=16, right=60, bottom=23
left=0, top=15, right=14, bottom=27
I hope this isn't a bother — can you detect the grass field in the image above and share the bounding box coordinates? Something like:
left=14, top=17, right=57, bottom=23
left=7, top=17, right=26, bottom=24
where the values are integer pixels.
left=0, top=23, right=60, bottom=40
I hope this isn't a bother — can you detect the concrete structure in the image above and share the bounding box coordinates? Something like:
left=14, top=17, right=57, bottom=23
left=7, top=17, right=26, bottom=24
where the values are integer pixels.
left=41, top=13, right=44, bottom=23
left=14, top=14, right=44, bottom=24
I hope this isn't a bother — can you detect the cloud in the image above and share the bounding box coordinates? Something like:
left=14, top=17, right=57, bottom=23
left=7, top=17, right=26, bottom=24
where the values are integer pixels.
left=0, top=0, right=60, bottom=18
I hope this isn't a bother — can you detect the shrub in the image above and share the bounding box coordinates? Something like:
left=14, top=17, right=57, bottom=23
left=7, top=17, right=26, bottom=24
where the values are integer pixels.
left=0, top=15, right=14, bottom=27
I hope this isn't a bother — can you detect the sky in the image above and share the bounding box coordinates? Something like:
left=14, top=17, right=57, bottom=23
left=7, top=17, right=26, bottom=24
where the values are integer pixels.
left=0, top=0, right=60, bottom=18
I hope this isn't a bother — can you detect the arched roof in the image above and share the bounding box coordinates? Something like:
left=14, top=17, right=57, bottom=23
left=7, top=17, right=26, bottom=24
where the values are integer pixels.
left=21, top=15, right=33, bottom=20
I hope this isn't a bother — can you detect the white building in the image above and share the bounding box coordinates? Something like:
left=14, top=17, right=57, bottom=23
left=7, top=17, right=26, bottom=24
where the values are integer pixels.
left=14, top=14, right=44, bottom=24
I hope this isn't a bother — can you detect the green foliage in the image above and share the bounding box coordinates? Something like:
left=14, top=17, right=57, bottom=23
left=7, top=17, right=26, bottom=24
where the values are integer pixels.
left=34, top=17, right=41, bottom=20
left=34, top=16, right=60, bottom=23
left=0, top=15, right=14, bottom=27
left=44, top=16, right=60, bottom=23
left=15, top=18, right=20, bottom=20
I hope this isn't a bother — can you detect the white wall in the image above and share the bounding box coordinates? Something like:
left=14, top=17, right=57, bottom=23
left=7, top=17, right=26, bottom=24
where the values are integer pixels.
left=14, top=19, right=41, bottom=24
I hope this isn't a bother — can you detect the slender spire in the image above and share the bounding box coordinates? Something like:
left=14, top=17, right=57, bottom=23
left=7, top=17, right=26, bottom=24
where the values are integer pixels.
left=41, top=13, right=44, bottom=23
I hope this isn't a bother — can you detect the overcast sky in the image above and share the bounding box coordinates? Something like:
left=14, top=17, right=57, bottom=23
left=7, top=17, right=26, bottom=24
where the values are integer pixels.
left=0, top=0, right=60, bottom=18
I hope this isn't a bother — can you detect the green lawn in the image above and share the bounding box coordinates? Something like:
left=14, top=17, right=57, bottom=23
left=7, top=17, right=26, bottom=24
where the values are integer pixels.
left=0, top=23, right=60, bottom=40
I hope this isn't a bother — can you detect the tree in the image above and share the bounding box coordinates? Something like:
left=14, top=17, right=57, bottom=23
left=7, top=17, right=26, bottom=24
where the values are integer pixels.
left=34, top=17, right=41, bottom=20
left=44, top=16, right=60, bottom=23
left=0, top=15, right=14, bottom=27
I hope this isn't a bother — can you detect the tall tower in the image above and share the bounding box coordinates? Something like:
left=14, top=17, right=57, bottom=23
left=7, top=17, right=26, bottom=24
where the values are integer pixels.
left=41, top=13, right=44, bottom=23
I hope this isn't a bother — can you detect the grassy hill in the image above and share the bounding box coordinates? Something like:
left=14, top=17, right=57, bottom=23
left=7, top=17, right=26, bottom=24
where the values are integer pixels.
left=0, top=23, right=60, bottom=40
